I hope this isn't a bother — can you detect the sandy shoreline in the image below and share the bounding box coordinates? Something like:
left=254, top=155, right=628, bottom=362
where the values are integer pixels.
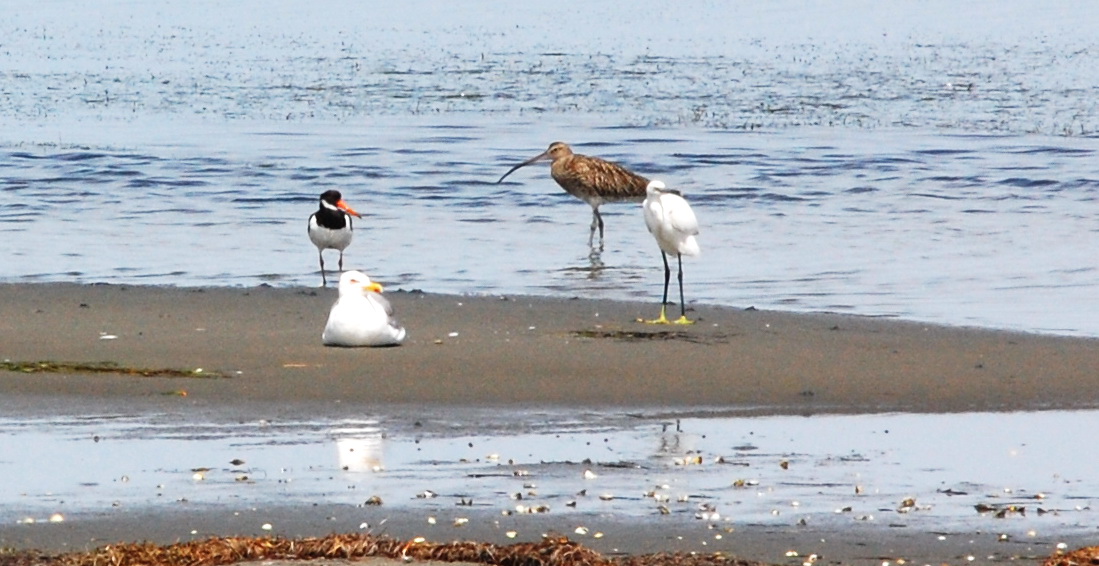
left=2, top=282, right=1099, bottom=565
left=3, top=282, right=1099, bottom=412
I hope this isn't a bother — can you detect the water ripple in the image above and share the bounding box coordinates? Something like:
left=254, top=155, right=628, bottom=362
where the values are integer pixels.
left=0, top=1, right=1098, bottom=337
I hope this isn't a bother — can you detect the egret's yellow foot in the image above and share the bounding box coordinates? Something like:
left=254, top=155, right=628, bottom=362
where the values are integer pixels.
left=645, top=307, right=671, bottom=324
left=672, top=315, right=694, bottom=325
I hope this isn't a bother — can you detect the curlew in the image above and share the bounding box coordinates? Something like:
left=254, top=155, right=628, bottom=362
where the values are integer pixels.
left=308, top=190, right=362, bottom=287
left=641, top=180, right=700, bottom=324
left=497, top=142, right=649, bottom=246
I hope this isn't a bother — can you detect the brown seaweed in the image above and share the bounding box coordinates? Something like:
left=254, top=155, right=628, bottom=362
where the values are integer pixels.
left=0, top=360, right=226, bottom=379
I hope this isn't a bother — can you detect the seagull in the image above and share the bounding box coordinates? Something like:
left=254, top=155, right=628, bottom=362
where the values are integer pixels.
left=308, top=190, right=362, bottom=286
left=322, top=270, right=406, bottom=347
left=496, top=142, right=649, bottom=247
left=642, top=180, right=700, bottom=324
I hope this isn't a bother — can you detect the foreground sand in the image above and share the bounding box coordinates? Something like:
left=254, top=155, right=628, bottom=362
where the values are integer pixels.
left=2, top=283, right=1099, bottom=565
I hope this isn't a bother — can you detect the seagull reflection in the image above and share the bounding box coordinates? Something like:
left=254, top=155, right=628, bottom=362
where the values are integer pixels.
left=332, top=426, right=385, bottom=472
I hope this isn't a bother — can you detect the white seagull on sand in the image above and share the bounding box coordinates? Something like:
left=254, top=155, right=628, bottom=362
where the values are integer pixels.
left=641, top=180, right=700, bottom=324
left=322, top=270, right=406, bottom=347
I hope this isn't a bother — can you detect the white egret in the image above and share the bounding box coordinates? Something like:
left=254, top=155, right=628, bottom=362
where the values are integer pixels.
left=642, top=180, right=700, bottom=324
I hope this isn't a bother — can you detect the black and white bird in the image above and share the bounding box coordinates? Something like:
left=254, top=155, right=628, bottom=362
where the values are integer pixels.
left=641, top=180, right=700, bottom=324
left=308, top=190, right=362, bottom=286
left=322, top=270, right=406, bottom=347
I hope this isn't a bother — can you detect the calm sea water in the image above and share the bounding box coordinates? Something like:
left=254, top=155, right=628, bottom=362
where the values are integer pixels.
left=2, top=1, right=1098, bottom=336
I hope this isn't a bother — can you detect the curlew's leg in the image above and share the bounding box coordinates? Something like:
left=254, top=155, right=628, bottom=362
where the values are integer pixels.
left=594, top=208, right=605, bottom=243
left=646, top=251, right=672, bottom=324
left=318, top=251, right=327, bottom=287
left=587, top=208, right=602, bottom=247
left=673, top=253, right=694, bottom=325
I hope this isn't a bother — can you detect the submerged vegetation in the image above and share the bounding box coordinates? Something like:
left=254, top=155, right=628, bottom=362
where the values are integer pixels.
left=0, top=360, right=225, bottom=379
left=570, top=329, right=728, bottom=345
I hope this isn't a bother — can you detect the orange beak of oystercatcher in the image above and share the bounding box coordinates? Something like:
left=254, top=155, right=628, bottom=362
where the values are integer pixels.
left=337, top=199, right=362, bottom=218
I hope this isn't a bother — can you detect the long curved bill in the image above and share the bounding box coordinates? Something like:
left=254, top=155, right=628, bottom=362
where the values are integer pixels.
left=496, top=150, right=552, bottom=184
left=337, top=199, right=363, bottom=218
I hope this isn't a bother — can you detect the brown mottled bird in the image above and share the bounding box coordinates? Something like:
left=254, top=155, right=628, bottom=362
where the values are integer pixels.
left=496, top=142, right=649, bottom=246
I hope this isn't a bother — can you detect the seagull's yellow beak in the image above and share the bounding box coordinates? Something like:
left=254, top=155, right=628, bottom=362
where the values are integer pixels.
left=364, top=282, right=384, bottom=293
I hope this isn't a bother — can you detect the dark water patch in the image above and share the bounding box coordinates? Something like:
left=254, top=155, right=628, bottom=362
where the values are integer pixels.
left=997, top=177, right=1059, bottom=188
left=923, top=175, right=985, bottom=185
left=124, top=177, right=209, bottom=188
left=910, top=192, right=965, bottom=200
left=915, top=148, right=977, bottom=157
left=1061, top=178, right=1099, bottom=190
left=191, top=166, right=235, bottom=175
left=448, top=178, right=503, bottom=189
left=8, top=152, right=52, bottom=160
left=56, top=152, right=107, bottom=162
left=334, top=148, right=383, bottom=158
left=393, top=147, right=445, bottom=155
left=671, top=153, right=744, bottom=166
left=32, top=175, right=95, bottom=184
left=754, top=192, right=807, bottom=203
left=411, top=136, right=480, bottom=144
left=1008, top=146, right=1095, bottom=156
left=139, top=207, right=215, bottom=215
left=622, top=137, right=686, bottom=145
left=97, top=167, right=146, bottom=178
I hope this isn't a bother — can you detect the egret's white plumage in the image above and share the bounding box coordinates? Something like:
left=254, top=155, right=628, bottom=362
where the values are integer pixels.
left=642, top=180, right=700, bottom=324
left=322, top=270, right=406, bottom=347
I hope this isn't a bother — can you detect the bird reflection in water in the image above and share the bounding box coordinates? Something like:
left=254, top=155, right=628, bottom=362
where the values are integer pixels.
left=332, top=426, right=385, bottom=473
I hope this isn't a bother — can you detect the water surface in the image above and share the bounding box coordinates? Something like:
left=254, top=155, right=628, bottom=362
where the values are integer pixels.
left=2, top=1, right=1099, bottom=336
left=1, top=408, right=1095, bottom=544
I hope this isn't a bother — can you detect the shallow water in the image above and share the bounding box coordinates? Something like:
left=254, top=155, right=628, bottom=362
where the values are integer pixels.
left=1, top=408, right=1096, bottom=541
left=1, top=1, right=1098, bottom=336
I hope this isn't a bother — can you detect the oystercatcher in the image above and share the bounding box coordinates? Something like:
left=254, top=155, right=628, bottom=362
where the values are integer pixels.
left=308, top=190, right=362, bottom=286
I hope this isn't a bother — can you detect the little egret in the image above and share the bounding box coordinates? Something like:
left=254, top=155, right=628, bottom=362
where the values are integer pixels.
left=642, top=180, right=700, bottom=324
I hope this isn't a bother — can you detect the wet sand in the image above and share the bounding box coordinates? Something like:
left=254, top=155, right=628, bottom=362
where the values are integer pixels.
left=4, top=282, right=1099, bottom=412
left=2, top=282, right=1099, bottom=565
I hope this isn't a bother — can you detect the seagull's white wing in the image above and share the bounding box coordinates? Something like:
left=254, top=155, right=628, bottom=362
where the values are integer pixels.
left=369, top=292, right=396, bottom=317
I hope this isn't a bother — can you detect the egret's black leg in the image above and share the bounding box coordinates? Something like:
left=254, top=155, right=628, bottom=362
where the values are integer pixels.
left=646, top=251, right=673, bottom=324
left=673, top=253, right=694, bottom=324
